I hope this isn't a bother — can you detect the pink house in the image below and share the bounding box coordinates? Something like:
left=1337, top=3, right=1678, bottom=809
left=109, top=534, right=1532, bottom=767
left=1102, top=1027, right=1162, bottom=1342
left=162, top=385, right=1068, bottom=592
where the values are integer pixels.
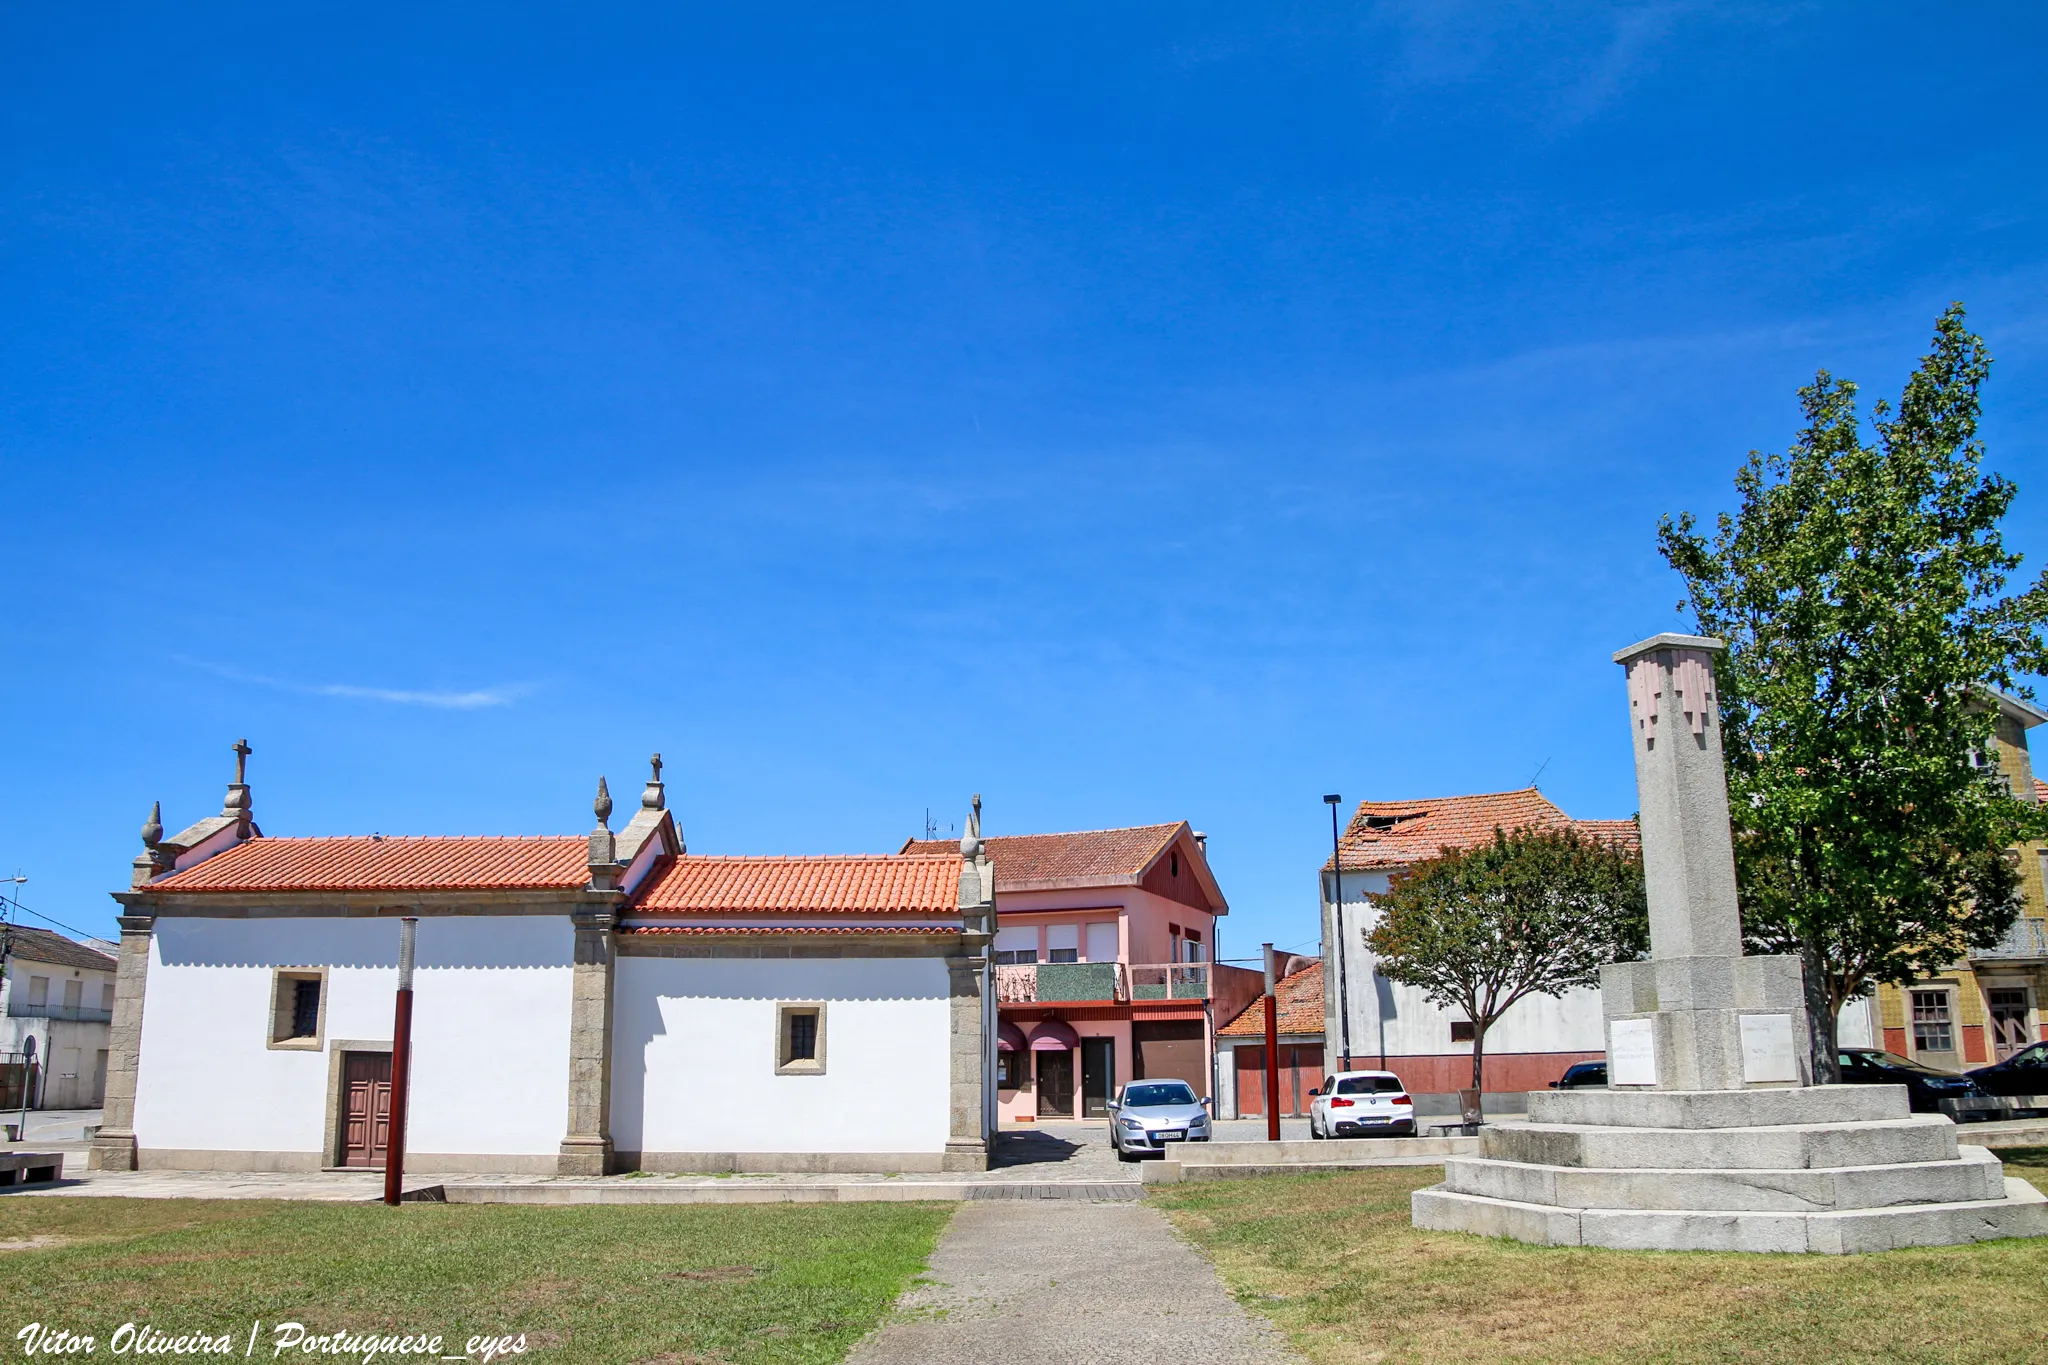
left=903, top=822, right=1240, bottom=1124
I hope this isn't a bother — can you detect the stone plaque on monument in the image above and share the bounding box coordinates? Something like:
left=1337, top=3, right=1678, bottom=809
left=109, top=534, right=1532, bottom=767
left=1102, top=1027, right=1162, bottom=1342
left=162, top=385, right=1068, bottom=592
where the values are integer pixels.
left=1609, top=1018, right=1657, bottom=1087
left=1740, top=1012, right=1798, bottom=1084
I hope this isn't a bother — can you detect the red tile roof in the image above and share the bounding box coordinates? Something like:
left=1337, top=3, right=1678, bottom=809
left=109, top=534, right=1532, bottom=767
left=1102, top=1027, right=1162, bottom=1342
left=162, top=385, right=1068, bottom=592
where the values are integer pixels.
left=2, top=926, right=117, bottom=973
left=1326, top=789, right=1636, bottom=872
left=146, top=835, right=590, bottom=893
left=2035, top=778, right=2047, bottom=805
left=1218, top=962, right=1324, bottom=1038
left=900, top=823, right=1210, bottom=895
left=618, top=924, right=958, bottom=937
left=631, top=854, right=960, bottom=916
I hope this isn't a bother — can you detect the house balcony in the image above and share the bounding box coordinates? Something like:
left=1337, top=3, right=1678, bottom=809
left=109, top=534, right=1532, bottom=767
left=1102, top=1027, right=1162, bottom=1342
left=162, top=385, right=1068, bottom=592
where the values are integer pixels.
left=4, top=1002, right=114, bottom=1023
left=1974, top=916, right=2048, bottom=963
left=995, top=962, right=1210, bottom=1005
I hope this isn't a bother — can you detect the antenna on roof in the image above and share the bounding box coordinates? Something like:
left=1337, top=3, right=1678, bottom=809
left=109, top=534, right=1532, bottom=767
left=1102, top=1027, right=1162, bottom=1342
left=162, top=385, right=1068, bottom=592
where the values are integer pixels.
left=1528, top=757, right=1551, bottom=789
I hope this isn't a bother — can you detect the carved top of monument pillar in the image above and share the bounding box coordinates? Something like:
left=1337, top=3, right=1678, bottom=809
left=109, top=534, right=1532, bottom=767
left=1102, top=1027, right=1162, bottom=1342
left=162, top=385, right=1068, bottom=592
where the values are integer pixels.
left=1613, top=632, right=1724, bottom=666
left=1616, top=631, right=1742, bottom=963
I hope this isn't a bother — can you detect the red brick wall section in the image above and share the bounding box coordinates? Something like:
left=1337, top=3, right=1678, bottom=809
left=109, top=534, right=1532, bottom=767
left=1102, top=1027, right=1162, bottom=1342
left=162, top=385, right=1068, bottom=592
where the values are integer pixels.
left=1963, top=1024, right=1988, bottom=1065
left=1377, top=1052, right=1603, bottom=1094
left=1884, top=1027, right=1909, bottom=1057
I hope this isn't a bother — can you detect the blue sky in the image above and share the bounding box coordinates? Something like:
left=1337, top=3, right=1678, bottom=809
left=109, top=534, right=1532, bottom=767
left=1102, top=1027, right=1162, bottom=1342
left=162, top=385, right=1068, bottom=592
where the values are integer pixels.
left=5, top=4, right=2047, bottom=959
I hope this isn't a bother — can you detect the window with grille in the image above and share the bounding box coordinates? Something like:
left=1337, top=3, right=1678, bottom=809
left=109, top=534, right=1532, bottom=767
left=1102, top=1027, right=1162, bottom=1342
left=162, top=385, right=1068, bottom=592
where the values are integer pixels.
left=1911, top=990, right=1954, bottom=1054
left=776, top=1003, right=826, bottom=1075
left=269, top=969, right=325, bottom=1048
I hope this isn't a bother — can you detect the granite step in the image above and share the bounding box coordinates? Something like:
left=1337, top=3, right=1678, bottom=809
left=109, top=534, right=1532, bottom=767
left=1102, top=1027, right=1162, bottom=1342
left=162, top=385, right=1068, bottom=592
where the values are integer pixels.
left=1442, top=1145, right=2005, bottom=1212
left=1412, top=1175, right=2048, bottom=1254
left=1486, top=1114, right=1958, bottom=1171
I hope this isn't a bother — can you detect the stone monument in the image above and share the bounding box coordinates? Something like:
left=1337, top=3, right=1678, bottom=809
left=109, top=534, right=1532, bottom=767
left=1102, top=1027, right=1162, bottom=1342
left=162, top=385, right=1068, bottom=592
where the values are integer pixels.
left=1412, top=633, right=2048, bottom=1252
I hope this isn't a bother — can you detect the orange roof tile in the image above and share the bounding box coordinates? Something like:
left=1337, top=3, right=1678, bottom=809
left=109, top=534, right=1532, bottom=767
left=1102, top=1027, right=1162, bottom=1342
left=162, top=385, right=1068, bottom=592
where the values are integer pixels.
left=631, top=854, right=960, bottom=916
left=1325, top=788, right=1635, bottom=872
left=618, top=924, right=957, bottom=937
left=1571, top=818, right=1642, bottom=855
left=2035, top=778, right=2047, bottom=805
left=146, top=835, right=589, bottom=893
left=901, top=823, right=1193, bottom=892
left=1218, top=962, right=1324, bottom=1038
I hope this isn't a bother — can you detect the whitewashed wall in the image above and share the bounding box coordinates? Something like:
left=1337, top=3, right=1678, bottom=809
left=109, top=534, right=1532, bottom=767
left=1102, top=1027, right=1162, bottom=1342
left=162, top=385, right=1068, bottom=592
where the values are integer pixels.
left=137, top=916, right=574, bottom=1160
left=1324, top=877, right=1606, bottom=1058
left=613, top=956, right=951, bottom=1155
left=1837, top=994, right=1876, bottom=1049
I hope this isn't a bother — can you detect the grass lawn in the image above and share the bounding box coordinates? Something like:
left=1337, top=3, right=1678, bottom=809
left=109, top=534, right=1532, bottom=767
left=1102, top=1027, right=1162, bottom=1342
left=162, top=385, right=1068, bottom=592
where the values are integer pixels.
left=1154, top=1147, right=2048, bottom=1365
left=0, top=1197, right=953, bottom=1365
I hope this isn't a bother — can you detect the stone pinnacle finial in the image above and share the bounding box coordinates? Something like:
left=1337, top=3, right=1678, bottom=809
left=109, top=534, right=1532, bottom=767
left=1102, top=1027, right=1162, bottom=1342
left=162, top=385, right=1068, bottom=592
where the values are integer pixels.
left=961, top=793, right=984, bottom=859
left=223, top=738, right=254, bottom=818
left=642, top=752, right=665, bottom=811
left=141, top=801, right=163, bottom=848
left=594, top=776, right=613, bottom=828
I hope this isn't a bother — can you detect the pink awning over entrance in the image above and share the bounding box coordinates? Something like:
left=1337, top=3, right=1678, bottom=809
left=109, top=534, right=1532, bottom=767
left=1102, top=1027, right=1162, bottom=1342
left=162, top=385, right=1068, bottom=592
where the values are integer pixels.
left=998, top=1020, right=1029, bottom=1053
left=1027, top=1018, right=1080, bottom=1052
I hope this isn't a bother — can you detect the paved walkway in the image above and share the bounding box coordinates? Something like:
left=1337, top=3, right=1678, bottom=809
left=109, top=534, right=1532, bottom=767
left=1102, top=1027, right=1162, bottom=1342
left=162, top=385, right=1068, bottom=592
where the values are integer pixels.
left=845, top=1200, right=1303, bottom=1365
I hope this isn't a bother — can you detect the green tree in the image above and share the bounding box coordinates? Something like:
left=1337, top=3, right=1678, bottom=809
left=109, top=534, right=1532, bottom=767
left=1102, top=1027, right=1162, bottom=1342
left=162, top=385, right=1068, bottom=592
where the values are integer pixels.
left=1365, top=827, right=1646, bottom=1112
left=1659, top=305, right=2048, bottom=1081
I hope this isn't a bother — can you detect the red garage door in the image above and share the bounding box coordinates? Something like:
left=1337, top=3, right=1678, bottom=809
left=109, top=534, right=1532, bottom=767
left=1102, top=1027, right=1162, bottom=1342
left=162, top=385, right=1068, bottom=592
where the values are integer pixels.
left=1236, top=1044, right=1324, bottom=1117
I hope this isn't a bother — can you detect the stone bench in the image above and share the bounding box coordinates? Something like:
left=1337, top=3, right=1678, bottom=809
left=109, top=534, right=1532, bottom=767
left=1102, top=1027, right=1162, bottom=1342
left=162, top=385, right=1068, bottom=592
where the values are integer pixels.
left=0, top=1153, right=63, bottom=1187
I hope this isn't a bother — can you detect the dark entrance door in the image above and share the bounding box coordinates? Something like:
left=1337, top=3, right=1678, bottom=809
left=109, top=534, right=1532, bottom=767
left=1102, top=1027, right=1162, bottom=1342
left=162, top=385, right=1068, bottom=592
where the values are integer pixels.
left=1036, top=1049, right=1076, bottom=1118
left=341, top=1051, right=393, bottom=1168
left=1081, top=1037, right=1115, bottom=1117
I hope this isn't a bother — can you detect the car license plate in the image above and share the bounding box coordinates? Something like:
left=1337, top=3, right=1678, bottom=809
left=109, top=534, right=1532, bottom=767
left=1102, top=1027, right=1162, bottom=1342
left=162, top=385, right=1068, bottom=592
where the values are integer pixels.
left=1157, top=1130, right=1185, bottom=1142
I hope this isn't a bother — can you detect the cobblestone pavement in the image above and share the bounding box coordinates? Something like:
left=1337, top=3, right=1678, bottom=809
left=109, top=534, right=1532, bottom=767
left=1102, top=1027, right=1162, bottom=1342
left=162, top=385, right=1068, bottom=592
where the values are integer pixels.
left=844, top=1199, right=1304, bottom=1365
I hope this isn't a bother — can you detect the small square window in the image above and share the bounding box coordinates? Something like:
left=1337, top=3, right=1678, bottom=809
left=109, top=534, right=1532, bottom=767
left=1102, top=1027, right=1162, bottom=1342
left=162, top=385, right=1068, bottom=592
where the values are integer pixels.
left=1449, top=1020, right=1477, bottom=1043
left=997, top=1051, right=1021, bottom=1089
left=776, top=1003, right=827, bottom=1075
left=269, top=969, right=326, bottom=1050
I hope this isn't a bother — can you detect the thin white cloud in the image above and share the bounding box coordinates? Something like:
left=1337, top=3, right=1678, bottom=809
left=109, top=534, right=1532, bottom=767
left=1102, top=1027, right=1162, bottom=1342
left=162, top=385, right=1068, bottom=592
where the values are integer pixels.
left=175, top=658, right=527, bottom=710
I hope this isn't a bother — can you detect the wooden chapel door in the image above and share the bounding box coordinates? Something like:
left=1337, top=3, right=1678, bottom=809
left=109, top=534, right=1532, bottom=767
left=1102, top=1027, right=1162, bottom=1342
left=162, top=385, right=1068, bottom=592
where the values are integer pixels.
left=342, top=1052, right=393, bottom=1167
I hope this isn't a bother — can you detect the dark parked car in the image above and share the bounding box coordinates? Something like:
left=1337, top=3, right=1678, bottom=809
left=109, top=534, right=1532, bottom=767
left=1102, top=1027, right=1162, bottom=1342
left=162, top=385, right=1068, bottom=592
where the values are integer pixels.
left=1549, top=1061, right=1607, bottom=1089
left=1967, top=1041, right=2048, bottom=1114
left=1837, top=1048, right=1991, bottom=1116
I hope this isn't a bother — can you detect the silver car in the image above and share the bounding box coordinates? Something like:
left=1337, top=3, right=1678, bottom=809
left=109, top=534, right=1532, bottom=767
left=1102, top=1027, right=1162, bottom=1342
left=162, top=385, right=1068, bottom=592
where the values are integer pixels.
left=1107, top=1079, right=1212, bottom=1160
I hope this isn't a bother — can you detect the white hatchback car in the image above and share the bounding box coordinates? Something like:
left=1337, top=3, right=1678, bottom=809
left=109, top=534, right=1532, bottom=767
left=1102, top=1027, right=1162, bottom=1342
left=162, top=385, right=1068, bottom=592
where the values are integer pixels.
left=1309, top=1070, right=1416, bottom=1138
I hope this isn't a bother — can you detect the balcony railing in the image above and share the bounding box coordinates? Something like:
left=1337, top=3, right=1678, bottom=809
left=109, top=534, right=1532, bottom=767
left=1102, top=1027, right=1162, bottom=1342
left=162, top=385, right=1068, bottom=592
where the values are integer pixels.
left=5, top=1002, right=113, bottom=1023
left=994, top=962, right=1210, bottom=1005
left=1129, top=964, right=1210, bottom=1001
left=1975, top=917, right=2048, bottom=962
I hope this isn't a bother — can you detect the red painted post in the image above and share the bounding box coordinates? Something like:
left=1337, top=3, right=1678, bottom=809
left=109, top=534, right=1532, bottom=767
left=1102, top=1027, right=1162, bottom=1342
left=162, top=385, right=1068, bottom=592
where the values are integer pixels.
left=383, top=917, right=417, bottom=1207
left=1262, top=942, right=1281, bottom=1142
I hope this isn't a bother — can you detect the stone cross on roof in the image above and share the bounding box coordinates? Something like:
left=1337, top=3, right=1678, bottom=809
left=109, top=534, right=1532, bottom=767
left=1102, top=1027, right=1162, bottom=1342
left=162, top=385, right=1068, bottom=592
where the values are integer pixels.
left=232, top=738, right=252, bottom=785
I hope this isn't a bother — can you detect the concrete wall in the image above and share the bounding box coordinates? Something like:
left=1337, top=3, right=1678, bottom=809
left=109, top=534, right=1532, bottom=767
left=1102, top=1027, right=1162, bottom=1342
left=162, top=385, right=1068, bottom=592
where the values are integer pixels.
left=612, top=955, right=951, bottom=1156
left=1, top=955, right=117, bottom=1109
left=1323, top=876, right=1605, bottom=1074
left=136, top=916, right=574, bottom=1164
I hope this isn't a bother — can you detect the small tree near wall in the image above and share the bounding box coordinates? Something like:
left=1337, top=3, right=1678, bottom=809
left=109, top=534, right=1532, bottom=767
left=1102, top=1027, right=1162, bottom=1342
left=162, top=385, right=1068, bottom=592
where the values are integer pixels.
left=1365, top=827, right=1647, bottom=1115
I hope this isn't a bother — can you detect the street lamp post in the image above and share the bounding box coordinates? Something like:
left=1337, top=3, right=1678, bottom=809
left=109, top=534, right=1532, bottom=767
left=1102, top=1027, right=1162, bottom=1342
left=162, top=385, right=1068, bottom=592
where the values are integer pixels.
left=1322, top=796, right=1353, bottom=1071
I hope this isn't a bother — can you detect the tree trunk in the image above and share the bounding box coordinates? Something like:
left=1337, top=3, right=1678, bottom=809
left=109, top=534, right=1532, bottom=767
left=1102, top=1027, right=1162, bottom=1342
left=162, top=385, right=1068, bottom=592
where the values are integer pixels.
left=1470, top=1021, right=1487, bottom=1122
left=1800, top=934, right=1839, bottom=1083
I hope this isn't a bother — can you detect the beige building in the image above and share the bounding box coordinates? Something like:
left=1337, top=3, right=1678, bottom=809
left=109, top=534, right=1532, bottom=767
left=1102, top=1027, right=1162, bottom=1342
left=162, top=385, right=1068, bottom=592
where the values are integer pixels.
left=1866, top=691, right=2048, bottom=1071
